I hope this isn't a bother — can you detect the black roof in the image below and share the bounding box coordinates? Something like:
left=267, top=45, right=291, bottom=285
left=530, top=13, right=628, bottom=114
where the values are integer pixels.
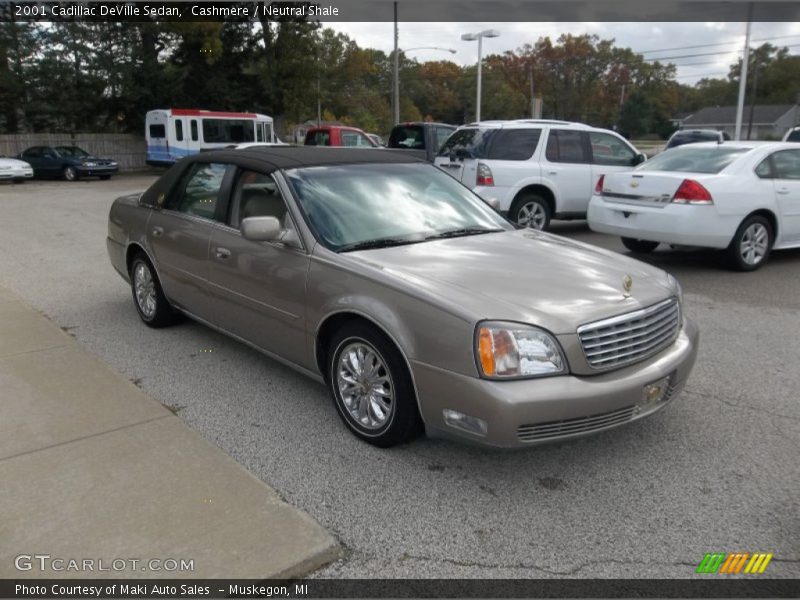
left=199, top=146, right=426, bottom=172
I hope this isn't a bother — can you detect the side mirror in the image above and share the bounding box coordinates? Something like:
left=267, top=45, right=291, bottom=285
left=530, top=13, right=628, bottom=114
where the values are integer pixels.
left=632, top=153, right=646, bottom=166
left=241, top=216, right=282, bottom=242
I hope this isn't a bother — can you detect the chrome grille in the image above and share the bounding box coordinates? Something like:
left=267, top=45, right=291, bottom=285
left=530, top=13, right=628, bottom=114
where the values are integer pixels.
left=517, top=405, right=636, bottom=443
left=577, top=298, right=680, bottom=370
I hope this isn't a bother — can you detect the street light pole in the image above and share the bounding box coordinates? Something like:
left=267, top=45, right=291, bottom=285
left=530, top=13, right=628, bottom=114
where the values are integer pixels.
left=392, top=46, right=456, bottom=125
left=461, top=29, right=500, bottom=123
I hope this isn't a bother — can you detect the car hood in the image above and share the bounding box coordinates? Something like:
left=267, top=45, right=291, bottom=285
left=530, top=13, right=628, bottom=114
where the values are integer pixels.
left=349, top=229, right=677, bottom=334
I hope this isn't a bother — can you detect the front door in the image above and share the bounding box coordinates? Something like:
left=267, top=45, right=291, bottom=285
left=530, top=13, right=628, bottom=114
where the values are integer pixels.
left=770, top=149, right=800, bottom=243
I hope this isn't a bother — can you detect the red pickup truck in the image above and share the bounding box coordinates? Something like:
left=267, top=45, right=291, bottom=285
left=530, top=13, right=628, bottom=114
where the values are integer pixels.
left=304, top=125, right=378, bottom=147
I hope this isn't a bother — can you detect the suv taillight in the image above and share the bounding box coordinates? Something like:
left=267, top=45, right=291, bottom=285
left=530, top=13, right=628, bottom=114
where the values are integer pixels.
left=476, top=162, right=494, bottom=186
left=594, top=174, right=605, bottom=195
left=672, top=179, right=713, bottom=204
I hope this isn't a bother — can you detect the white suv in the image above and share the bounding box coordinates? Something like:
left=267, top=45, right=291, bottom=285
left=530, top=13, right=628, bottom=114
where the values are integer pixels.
left=434, top=120, right=645, bottom=230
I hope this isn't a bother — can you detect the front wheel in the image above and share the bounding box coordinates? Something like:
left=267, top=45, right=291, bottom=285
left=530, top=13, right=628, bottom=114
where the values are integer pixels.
left=728, top=215, right=773, bottom=271
left=328, top=323, right=423, bottom=447
left=63, top=166, right=78, bottom=181
left=621, top=237, right=660, bottom=253
left=511, top=194, right=551, bottom=230
left=129, top=254, right=178, bottom=327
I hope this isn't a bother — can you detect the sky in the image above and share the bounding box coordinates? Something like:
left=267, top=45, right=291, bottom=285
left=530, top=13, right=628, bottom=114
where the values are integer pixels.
left=326, top=21, right=800, bottom=84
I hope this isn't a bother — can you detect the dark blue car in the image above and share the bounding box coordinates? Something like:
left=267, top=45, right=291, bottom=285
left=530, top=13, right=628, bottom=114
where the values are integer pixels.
left=17, top=145, right=119, bottom=181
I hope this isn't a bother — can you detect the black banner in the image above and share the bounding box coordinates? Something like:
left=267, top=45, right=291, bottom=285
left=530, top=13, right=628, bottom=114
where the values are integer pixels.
left=1, top=579, right=799, bottom=598
left=2, top=0, right=800, bottom=23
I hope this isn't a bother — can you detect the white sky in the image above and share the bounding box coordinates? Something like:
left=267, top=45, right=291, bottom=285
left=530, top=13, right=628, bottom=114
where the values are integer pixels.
left=326, top=21, right=800, bottom=84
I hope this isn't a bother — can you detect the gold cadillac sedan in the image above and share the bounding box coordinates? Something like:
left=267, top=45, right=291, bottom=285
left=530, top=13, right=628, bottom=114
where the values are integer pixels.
left=107, top=147, right=699, bottom=448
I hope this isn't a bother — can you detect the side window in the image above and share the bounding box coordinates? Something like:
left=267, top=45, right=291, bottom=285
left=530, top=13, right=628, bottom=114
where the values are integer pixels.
left=341, top=132, right=371, bottom=147
left=24, top=147, right=40, bottom=158
left=168, top=162, right=227, bottom=220
left=190, top=120, right=198, bottom=142
left=488, top=129, right=541, bottom=160
left=233, top=170, right=289, bottom=230
left=436, top=127, right=454, bottom=150
left=256, top=124, right=264, bottom=142
left=589, top=132, right=636, bottom=166
left=175, top=119, right=183, bottom=142
left=755, top=157, right=773, bottom=179
left=545, top=129, right=589, bottom=163
left=149, top=124, right=166, bottom=139
left=771, top=150, right=800, bottom=180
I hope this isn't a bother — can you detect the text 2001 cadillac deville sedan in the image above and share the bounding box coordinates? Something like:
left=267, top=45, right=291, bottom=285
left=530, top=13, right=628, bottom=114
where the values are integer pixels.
left=107, top=147, right=698, bottom=448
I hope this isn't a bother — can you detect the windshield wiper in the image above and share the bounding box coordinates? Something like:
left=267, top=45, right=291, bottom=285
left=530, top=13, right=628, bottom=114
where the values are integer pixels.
left=424, top=227, right=504, bottom=240
left=337, top=237, right=424, bottom=253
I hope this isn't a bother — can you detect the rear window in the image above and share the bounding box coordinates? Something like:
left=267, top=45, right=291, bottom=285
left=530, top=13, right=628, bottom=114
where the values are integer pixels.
left=149, top=124, right=166, bottom=139
left=667, top=131, right=721, bottom=148
left=638, top=147, right=749, bottom=174
left=389, top=125, right=426, bottom=149
left=437, top=128, right=496, bottom=159
left=785, top=129, right=800, bottom=142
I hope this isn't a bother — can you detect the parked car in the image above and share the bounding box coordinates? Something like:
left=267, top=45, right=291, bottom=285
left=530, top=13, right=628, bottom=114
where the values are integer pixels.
left=434, top=120, right=645, bottom=230
left=665, top=129, right=730, bottom=150
left=0, top=156, right=34, bottom=183
left=387, top=122, right=456, bottom=162
left=107, top=147, right=697, bottom=448
left=366, top=133, right=385, bottom=147
left=304, top=125, right=377, bottom=147
left=588, top=141, right=800, bottom=271
left=17, top=145, right=118, bottom=181
left=782, top=126, right=800, bottom=142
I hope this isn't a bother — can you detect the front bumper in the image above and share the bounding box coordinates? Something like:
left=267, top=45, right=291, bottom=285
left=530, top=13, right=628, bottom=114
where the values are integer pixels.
left=587, top=196, right=735, bottom=249
left=77, top=165, right=119, bottom=177
left=0, top=169, right=33, bottom=180
left=413, top=317, right=699, bottom=448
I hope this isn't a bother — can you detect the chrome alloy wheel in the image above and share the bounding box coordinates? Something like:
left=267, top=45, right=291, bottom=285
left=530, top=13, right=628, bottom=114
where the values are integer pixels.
left=336, top=342, right=395, bottom=430
left=739, top=222, right=769, bottom=266
left=133, top=262, right=157, bottom=319
left=517, top=201, right=547, bottom=229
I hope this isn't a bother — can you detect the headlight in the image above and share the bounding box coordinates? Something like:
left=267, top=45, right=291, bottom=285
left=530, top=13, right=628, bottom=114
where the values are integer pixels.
left=83, top=161, right=97, bottom=167
left=475, top=321, right=567, bottom=379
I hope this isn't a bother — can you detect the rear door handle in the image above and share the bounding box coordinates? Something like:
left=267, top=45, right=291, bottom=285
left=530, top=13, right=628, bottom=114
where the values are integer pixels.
left=152, top=226, right=164, bottom=237
left=548, top=170, right=558, bottom=175
left=214, top=247, right=231, bottom=259
left=777, top=188, right=790, bottom=195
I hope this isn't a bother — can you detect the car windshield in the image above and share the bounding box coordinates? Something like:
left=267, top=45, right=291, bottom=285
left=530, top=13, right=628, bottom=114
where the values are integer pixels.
left=55, top=146, right=90, bottom=157
left=636, top=147, right=749, bottom=174
left=284, top=163, right=511, bottom=252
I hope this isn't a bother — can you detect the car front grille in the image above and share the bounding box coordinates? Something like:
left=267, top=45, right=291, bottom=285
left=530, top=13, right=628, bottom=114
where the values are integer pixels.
left=577, top=298, right=680, bottom=370
left=517, top=405, right=637, bottom=443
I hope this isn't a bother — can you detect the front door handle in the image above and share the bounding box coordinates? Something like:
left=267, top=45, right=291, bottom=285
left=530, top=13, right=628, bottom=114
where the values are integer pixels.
left=152, top=226, right=164, bottom=237
left=777, top=188, right=790, bottom=195
left=548, top=170, right=558, bottom=175
left=214, top=247, right=231, bottom=259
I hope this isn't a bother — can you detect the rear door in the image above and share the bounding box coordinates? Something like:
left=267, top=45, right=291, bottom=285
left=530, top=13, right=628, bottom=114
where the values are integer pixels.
left=542, top=129, right=592, bottom=214
left=147, top=161, right=231, bottom=320
left=769, top=149, right=800, bottom=242
left=434, top=127, right=494, bottom=186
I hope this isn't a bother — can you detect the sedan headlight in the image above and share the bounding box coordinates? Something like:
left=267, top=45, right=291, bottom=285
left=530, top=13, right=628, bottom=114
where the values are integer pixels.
left=83, top=161, right=97, bottom=167
left=475, top=321, right=567, bottom=379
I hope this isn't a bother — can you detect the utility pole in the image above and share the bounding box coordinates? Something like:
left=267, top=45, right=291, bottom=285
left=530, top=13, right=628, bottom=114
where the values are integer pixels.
left=734, top=2, right=753, bottom=140
left=392, top=2, right=399, bottom=126
left=747, top=60, right=759, bottom=140
left=530, top=66, right=535, bottom=119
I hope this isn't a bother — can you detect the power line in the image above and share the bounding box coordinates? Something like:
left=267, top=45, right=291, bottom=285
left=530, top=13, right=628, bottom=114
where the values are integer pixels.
left=639, top=33, right=800, bottom=55
left=645, top=42, right=800, bottom=62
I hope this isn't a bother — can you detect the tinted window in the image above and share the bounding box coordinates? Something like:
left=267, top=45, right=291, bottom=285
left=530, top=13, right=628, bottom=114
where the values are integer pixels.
left=175, top=120, right=183, bottom=142
left=638, top=147, right=749, bottom=174
left=149, top=124, right=166, bottom=139
left=389, top=125, right=425, bottom=149
left=23, top=147, right=41, bottom=157
left=589, top=131, right=636, bottom=166
left=771, top=150, right=800, bottom=180
left=170, top=162, right=227, bottom=220
left=305, top=130, right=330, bottom=146
left=545, top=129, right=589, bottom=163
left=666, top=131, right=721, bottom=149
left=487, top=129, right=541, bottom=160
left=190, top=120, right=198, bottom=142
left=437, top=128, right=496, bottom=158
left=202, top=119, right=255, bottom=144
left=785, top=129, right=800, bottom=143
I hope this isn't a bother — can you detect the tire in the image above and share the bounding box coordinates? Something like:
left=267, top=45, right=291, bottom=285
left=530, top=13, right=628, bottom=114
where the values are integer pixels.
left=99, top=175, right=111, bottom=180
left=621, top=237, right=660, bottom=253
left=328, top=322, right=423, bottom=447
left=129, top=253, right=178, bottom=327
left=727, top=215, right=773, bottom=271
left=12, top=179, right=25, bottom=184
left=63, top=166, right=78, bottom=181
left=511, top=193, right=551, bottom=230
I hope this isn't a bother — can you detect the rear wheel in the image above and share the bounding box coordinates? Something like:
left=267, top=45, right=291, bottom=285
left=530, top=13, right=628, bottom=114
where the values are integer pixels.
left=511, top=193, right=551, bottom=230
left=328, top=322, right=423, bottom=447
left=728, top=215, right=773, bottom=271
left=621, top=237, right=660, bottom=253
left=129, top=253, right=178, bottom=327
left=63, top=166, right=78, bottom=181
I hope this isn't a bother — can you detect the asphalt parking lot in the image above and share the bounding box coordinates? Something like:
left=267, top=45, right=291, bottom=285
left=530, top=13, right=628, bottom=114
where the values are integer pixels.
left=1, top=174, right=798, bottom=578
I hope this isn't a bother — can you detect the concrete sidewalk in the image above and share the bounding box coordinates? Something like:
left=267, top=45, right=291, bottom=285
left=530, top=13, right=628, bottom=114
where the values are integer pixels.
left=0, top=286, right=339, bottom=579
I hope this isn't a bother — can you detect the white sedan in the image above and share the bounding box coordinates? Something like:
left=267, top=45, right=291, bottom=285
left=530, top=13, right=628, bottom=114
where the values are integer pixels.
left=0, top=156, right=34, bottom=183
left=588, top=142, right=800, bottom=270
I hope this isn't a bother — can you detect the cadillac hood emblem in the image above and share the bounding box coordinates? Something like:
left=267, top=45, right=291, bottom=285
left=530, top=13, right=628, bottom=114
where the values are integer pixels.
left=622, top=275, right=633, bottom=297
